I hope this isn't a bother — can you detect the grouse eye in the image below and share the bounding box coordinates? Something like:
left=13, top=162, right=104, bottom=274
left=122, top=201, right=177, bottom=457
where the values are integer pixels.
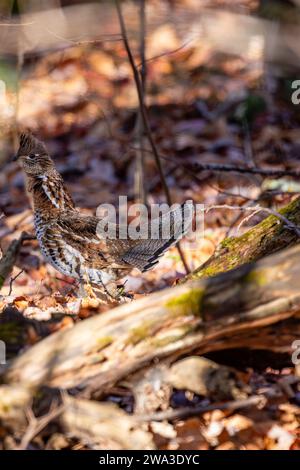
left=28, top=153, right=36, bottom=159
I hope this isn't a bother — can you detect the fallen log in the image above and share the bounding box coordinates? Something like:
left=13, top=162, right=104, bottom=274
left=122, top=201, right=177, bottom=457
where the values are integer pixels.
left=4, top=243, right=300, bottom=394
left=188, top=196, right=300, bottom=280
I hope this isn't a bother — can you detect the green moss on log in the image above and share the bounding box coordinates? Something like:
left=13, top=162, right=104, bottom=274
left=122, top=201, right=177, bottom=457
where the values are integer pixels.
left=151, top=330, right=192, bottom=348
left=242, top=269, right=268, bottom=287
left=127, top=321, right=155, bottom=345
left=187, top=196, right=300, bottom=281
left=165, top=288, right=204, bottom=317
left=96, top=336, right=114, bottom=349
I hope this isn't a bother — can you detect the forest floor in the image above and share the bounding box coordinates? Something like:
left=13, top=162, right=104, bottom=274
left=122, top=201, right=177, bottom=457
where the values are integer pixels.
left=0, top=0, right=300, bottom=450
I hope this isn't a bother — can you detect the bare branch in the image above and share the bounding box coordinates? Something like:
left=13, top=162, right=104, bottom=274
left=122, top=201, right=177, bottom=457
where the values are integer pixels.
left=16, top=403, right=64, bottom=450
left=136, top=39, right=193, bottom=68
left=137, top=395, right=266, bottom=422
left=130, top=147, right=300, bottom=179
left=115, top=0, right=190, bottom=273
left=134, top=0, right=147, bottom=205
left=205, top=204, right=300, bottom=237
left=8, top=270, right=24, bottom=296
left=187, top=161, right=300, bottom=178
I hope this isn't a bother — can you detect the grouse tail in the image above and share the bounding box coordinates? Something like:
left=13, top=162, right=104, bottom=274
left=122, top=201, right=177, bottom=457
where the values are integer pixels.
left=121, top=200, right=194, bottom=272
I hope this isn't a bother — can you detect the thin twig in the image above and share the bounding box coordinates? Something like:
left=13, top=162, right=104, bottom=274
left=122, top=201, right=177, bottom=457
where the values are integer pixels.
left=16, top=403, right=64, bottom=450
left=226, top=200, right=258, bottom=237
left=134, top=0, right=147, bottom=205
left=206, top=182, right=254, bottom=202
left=20, top=36, right=123, bottom=60
left=44, top=27, right=122, bottom=47
left=236, top=209, right=263, bottom=233
left=137, top=395, right=266, bottom=422
left=207, top=182, right=300, bottom=201
left=8, top=269, right=24, bottom=296
left=139, top=0, right=147, bottom=93
left=136, top=38, right=193, bottom=68
left=115, top=1, right=168, bottom=197
left=188, top=161, right=300, bottom=178
left=205, top=204, right=300, bottom=237
left=130, top=147, right=300, bottom=179
left=0, top=21, right=34, bottom=26
left=115, top=0, right=190, bottom=273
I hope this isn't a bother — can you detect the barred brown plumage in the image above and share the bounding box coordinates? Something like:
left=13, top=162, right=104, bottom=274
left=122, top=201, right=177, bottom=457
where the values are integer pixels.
left=14, top=133, right=193, bottom=298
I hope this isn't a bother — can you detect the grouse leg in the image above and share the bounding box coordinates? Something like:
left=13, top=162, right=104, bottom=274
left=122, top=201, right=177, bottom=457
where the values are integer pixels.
left=77, top=269, right=97, bottom=299
left=104, top=281, right=133, bottom=302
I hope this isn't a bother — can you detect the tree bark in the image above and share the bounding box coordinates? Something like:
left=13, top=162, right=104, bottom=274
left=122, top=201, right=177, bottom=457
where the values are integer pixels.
left=187, top=196, right=300, bottom=280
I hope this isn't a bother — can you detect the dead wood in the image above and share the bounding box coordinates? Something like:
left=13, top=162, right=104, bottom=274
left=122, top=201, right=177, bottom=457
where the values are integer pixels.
left=60, top=397, right=155, bottom=450
left=187, top=196, right=300, bottom=280
left=4, top=243, right=300, bottom=395
left=130, top=356, right=250, bottom=416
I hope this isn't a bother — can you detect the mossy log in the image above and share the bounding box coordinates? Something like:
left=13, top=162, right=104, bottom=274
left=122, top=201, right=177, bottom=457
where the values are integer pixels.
left=187, top=196, right=300, bottom=281
left=4, top=244, right=300, bottom=394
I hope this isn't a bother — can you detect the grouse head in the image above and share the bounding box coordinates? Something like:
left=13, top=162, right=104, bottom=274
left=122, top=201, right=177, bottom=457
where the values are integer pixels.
left=14, top=133, right=54, bottom=176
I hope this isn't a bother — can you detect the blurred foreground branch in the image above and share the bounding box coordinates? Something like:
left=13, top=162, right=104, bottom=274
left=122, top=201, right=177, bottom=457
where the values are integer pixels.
left=4, top=242, right=300, bottom=394
left=3, top=2, right=300, bottom=73
left=3, top=192, right=300, bottom=425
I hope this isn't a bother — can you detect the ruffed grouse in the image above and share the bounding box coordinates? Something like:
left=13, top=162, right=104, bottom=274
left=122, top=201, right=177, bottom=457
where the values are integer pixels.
left=14, top=133, right=193, bottom=297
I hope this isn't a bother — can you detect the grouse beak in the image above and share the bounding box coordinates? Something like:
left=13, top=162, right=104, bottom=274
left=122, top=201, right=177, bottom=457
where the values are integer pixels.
left=12, top=153, right=19, bottom=162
